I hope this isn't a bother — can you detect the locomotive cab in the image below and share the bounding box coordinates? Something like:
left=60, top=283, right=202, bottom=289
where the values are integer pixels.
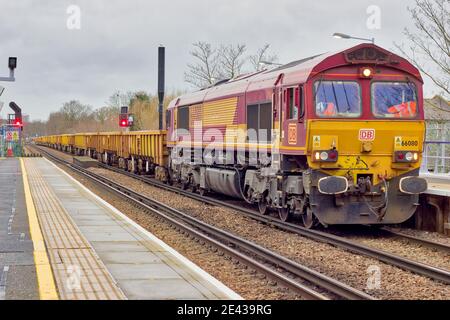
left=301, top=45, right=428, bottom=225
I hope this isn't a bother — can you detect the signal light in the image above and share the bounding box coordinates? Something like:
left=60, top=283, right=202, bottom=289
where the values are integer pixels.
left=13, top=118, right=22, bottom=127
left=119, top=113, right=129, bottom=127
left=8, top=57, right=17, bottom=70
left=119, top=118, right=128, bottom=127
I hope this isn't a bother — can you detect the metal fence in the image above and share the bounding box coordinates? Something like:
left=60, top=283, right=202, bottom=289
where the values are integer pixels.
left=421, top=141, right=450, bottom=174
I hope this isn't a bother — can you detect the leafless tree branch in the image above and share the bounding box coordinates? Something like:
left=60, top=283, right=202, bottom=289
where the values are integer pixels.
left=395, top=0, right=450, bottom=97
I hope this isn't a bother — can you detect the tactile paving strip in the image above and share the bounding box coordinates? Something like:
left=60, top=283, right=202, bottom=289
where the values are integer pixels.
left=24, top=159, right=125, bottom=300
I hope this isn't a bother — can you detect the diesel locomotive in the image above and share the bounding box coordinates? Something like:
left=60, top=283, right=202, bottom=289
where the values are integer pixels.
left=36, top=43, right=428, bottom=228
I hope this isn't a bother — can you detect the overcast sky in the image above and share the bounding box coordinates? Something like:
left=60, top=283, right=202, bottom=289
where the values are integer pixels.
left=0, top=0, right=440, bottom=120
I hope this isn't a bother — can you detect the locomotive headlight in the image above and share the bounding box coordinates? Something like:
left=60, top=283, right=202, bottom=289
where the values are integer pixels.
left=405, top=152, right=413, bottom=161
left=315, top=152, right=320, bottom=160
left=320, top=152, right=329, bottom=161
left=363, top=68, right=372, bottom=77
left=413, top=152, right=418, bottom=161
left=360, top=67, right=374, bottom=78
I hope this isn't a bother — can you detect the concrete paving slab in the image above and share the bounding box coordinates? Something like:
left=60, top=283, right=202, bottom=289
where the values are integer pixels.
left=100, top=251, right=162, bottom=264
left=91, top=241, right=149, bottom=253
left=119, top=279, right=207, bottom=300
left=107, top=263, right=182, bottom=280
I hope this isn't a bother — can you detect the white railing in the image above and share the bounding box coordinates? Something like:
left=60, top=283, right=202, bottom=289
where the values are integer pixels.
left=421, top=141, right=450, bottom=174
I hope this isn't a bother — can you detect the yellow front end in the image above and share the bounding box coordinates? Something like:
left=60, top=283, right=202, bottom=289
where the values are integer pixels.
left=305, top=120, right=426, bottom=225
left=307, top=120, right=425, bottom=185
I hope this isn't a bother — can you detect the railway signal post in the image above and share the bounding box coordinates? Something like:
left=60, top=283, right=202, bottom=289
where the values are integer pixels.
left=158, top=46, right=165, bottom=130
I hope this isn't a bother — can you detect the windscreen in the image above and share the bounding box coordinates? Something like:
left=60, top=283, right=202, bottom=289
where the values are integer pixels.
left=314, top=81, right=361, bottom=118
left=372, top=82, right=417, bottom=118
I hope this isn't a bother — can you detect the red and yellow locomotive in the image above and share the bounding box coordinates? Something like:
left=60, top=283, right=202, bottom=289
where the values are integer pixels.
left=165, top=43, right=428, bottom=227
left=36, top=43, right=428, bottom=228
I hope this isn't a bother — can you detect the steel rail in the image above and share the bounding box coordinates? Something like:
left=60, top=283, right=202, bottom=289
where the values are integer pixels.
left=379, top=227, right=450, bottom=254
left=35, top=147, right=376, bottom=300
left=33, top=145, right=450, bottom=285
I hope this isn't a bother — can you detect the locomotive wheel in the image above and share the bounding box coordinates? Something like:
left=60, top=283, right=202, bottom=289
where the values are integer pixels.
left=302, top=207, right=317, bottom=229
left=258, top=198, right=269, bottom=215
left=278, top=207, right=292, bottom=222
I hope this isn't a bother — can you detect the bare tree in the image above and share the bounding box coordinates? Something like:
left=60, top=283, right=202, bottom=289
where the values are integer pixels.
left=106, top=91, right=135, bottom=108
left=395, top=0, right=449, bottom=97
left=249, top=44, right=278, bottom=71
left=184, top=42, right=220, bottom=88
left=218, top=44, right=247, bottom=79
left=60, top=100, right=93, bottom=131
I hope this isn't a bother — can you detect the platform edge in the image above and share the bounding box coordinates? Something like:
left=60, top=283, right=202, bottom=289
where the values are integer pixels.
left=20, top=158, right=59, bottom=300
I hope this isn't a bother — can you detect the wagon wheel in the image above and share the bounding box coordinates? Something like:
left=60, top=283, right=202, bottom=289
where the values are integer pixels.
left=199, top=188, right=207, bottom=197
left=191, top=184, right=198, bottom=193
left=302, top=207, right=318, bottom=229
left=258, top=198, right=269, bottom=215
left=278, top=207, right=292, bottom=222
left=181, top=181, right=189, bottom=190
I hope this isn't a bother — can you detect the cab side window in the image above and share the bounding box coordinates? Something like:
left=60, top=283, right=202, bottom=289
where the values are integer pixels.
left=298, top=86, right=304, bottom=118
left=286, top=87, right=303, bottom=120
left=177, top=106, right=189, bottom=130
left=287, top=88, right=297, bottom=119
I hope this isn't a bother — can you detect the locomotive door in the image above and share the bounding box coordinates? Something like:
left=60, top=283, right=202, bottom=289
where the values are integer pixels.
left=282, top=86, right=305, bottom=149
left=271, top=84, right=283, bottom=170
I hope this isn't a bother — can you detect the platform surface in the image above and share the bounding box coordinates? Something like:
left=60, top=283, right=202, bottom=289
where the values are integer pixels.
left=0, top=158, right=39, bottom=300
left=22, top=158, right=239, bottom=300
left=421, top=173, right=450, bottom=196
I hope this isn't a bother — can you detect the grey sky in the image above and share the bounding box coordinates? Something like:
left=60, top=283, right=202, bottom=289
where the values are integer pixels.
left=0, top=0, right=440, bottom=120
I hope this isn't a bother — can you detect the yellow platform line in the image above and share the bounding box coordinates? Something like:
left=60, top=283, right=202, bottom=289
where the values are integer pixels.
left=20, top=158, right=59, bottom=300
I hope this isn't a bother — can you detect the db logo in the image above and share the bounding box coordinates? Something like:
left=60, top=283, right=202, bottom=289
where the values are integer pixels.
left=359, top=129, right=375, bottom=141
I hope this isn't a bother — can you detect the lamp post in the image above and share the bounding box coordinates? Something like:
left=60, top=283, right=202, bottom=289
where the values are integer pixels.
left=332, top=33, right=375, bottom=44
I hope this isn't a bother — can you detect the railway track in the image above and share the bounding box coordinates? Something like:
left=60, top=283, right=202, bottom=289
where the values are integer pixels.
left=33, top=145, right=375, bottom=300
left=98, top=162, right=450, bottom=284
left=378, top=228, right=450, bottom=254
left=32, top=144, right=450, bottom=285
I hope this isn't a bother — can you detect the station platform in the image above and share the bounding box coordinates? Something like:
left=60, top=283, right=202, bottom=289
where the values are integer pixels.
left=0, top=157, right=240, bottom=300
left=421, top=173, right=450, bottom=197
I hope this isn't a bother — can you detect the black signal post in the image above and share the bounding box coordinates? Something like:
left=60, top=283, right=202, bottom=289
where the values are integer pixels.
left=158, top=46, right=165, bottom=130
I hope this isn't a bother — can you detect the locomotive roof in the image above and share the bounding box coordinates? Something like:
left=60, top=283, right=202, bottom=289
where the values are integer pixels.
left=169, top=43, right=422, bottom=109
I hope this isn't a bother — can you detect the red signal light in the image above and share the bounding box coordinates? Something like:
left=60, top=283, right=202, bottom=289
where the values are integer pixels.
left=119, top=119, right=128, bottom=127
left=13, top=118, right=22, bottom=127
